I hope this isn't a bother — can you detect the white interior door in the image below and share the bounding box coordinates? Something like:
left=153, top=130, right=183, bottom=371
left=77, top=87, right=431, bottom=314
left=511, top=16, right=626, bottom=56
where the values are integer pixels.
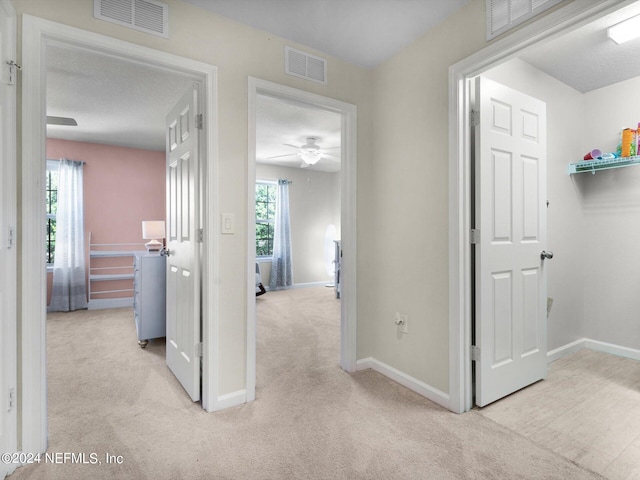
left=0, top=0, right=16, bottom=475
left=474, top=76, right=548, bottom=407
left=165, top=84, right=201, bottom=402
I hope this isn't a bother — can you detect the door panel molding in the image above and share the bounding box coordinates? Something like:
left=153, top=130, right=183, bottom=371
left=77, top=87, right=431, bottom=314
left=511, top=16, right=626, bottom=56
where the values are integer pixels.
left=165, top=85, right=201, bottom=402
left=475, top=77, right=547, bottom=407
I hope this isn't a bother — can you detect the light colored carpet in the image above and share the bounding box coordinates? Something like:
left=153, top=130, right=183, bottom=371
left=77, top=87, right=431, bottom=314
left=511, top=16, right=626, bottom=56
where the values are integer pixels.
left=11, top=287, right=604, bottom=479
left=479, top=348, right=640, bottom=479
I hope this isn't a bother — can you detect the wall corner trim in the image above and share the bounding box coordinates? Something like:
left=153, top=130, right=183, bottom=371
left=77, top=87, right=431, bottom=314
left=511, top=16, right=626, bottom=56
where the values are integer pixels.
left=547, top=338, right=640, bottom=364
left=356, top=357, right=450, bottom=410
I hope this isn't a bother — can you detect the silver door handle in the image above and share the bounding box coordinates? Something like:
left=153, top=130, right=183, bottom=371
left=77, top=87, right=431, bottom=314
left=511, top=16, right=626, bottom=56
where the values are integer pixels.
left=160, top=248, right=172, bottom=257
left=540, top=250, right=554, bottom=260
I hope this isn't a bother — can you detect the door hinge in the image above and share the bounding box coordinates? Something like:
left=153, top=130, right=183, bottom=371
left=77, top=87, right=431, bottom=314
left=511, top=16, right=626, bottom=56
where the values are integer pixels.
left=470, top=109, right=480, bottom=127
left=196, top=342, right=203, bottom=358
left=7, top=227, right=15, bottom=249
left=471, top=345, right=480, bottom=362
left=195, top=114, right=203, bottom=130
left=198, top=228, right=204, bottom=243
left=470, top=229, right=480, bottom=244
left=6, top=61, right=21, bottom=86
left=8, top=388, right=15, bottom=411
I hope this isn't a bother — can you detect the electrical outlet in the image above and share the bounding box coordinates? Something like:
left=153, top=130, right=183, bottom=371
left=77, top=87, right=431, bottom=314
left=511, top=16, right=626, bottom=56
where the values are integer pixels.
left=399, top=314, right=408, bottom=334
left=394, top=312, right=409, bottom=334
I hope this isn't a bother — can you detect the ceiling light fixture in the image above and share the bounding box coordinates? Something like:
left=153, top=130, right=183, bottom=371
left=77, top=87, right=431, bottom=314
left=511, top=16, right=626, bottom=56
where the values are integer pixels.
left=300, top=148, right=321, bottom=165
left=607, top=14, right=640, bottom=44
left=299, top=137, right=322, bottom=165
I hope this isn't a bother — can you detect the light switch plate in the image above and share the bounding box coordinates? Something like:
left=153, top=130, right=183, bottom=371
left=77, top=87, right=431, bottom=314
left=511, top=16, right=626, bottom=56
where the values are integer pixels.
left=222, top=213, right=235, bottom=234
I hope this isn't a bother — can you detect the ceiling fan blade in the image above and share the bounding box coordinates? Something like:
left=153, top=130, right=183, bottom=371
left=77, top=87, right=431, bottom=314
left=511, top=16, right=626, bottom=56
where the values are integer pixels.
left=322, top=158, right=341, bottom=164
left=300, top=161, right=310, bottom=168
left=324, top=145, right=341, bottom=150
left=266, top=153, right=299, bottom=160
left=283, top=143, right=301, bottom=150
left=323, top=153, right=341, bottom=159
left=47, top=116, right=78, bottom=126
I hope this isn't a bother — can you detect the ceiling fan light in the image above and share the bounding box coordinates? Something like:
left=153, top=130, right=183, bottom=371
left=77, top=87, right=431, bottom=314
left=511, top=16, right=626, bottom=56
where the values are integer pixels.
left=607, top=15, right=640, bottom=44
left=300, top=149, right=321, bottom=165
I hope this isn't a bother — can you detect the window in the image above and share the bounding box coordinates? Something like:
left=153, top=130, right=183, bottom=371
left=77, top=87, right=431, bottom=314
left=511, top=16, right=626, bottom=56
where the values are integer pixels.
left=46, top=161, right=59, bottom=265
left=255, top=181, right=277, bottom=257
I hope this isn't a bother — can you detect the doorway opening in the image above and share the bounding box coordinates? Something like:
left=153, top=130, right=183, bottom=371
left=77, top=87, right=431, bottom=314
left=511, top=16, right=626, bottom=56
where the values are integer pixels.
left=449, top=0, right=640, bottom=412
left=21, top=15, right=218, bottom=454
left=246, top=78, right=357, bottom=401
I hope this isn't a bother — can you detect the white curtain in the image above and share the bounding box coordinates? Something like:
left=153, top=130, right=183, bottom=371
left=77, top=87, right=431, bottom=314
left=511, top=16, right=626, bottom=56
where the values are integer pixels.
left=50, top=159, right=88, bottom=312
left=269, top=179, right=293, bottom=289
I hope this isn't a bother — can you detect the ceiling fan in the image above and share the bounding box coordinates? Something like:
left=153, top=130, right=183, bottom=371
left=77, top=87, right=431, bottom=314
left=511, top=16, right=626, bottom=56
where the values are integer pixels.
left=46, top=116, right=77, bottom=126
left=267, top=137, right=339, bottom=168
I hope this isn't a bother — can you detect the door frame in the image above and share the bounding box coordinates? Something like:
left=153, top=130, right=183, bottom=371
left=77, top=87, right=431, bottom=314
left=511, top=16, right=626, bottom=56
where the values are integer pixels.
left=0, top=0, right=16, bottom=472
left=448, top=0, right=638, bottom=414
left=246, top=78, right=358, bottom=401
left=21, top=15, right=220, bottom=454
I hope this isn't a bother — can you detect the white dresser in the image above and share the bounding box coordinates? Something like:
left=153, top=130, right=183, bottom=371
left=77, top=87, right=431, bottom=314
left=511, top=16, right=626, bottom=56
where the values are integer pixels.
left=133, top=252, right=166, bottom=348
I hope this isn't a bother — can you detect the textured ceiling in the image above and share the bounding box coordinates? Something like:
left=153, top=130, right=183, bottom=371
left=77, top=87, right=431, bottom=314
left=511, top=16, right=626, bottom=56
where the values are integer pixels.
left=46, top=44, right=195, bottom=152
left=256, top=94, right=342, bottom=173
left=520, top=1, right=640, bottom=93
left=179, top=0, right=472, bottom=68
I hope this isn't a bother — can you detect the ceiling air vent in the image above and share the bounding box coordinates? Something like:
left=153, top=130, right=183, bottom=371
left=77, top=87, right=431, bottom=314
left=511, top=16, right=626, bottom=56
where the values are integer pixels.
left=285, top=46, right=327, bottom=85
left=487, top=0, right=563, bottom=41
left=94, top=0, right=169, bottom=39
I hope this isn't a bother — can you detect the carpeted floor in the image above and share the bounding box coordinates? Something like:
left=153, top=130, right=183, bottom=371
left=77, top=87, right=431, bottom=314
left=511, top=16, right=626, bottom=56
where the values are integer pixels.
left=10, top=287, right=604, bottom=479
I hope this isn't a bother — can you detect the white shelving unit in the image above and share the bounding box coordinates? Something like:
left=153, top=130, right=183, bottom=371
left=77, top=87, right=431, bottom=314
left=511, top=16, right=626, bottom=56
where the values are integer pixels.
left=567, top=155, right=640, bottom=175
left=88, top=233, right=146, bottom=310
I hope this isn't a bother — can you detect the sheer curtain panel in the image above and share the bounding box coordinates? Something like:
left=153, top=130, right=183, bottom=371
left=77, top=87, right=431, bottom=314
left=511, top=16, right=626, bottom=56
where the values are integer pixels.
left=269, top=179, right=293, bottom=289
left=50, top=159, right=88, bottom=312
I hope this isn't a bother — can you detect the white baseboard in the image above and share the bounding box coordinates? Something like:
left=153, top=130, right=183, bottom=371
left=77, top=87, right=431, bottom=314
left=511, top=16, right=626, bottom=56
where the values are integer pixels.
left=215, top=389, right=246, bottom=410
left=547, top=338, right=585, bottom=363
left=356, top=357, right=450, bottom=410
left=267, top=281, right=331, bottom=291
left=584, top=338, right=640, bottom=361
left=548, top=338, right=640, bottom=363
left=88, top=297, right=133, bottom=310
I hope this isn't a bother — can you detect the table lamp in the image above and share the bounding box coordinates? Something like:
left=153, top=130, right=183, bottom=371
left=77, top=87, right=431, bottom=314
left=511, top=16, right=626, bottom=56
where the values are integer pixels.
left=142, top=220, right=165, bottom=251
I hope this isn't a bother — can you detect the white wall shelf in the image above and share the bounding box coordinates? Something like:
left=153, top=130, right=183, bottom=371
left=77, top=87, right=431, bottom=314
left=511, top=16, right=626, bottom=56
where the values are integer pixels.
left=88, top=233, right=145, bottom=310
left=567, top=155, right=640, bottom=175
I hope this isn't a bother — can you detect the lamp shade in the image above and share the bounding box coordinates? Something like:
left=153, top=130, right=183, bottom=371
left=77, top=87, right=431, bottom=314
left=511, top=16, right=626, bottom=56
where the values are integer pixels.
left=142, top=220, right=165, bottom=240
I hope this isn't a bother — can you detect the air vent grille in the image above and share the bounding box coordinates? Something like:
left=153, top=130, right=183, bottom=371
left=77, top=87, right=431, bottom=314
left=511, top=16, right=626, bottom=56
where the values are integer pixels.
left=487, top=0, right=563, bottom=40
left=94, top=0, right=169, bottom=38
left=285, top=46, right=327, bottom=85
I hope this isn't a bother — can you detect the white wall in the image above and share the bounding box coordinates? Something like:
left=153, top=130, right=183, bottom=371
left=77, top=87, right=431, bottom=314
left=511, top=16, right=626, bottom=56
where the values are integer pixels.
left=255, top=164, right=340, bottom=287
left=579, top=76, right=640, bottom=350
left=367, top=0, right=486, bottom=393
left=482, top=59, right=586, bottom=351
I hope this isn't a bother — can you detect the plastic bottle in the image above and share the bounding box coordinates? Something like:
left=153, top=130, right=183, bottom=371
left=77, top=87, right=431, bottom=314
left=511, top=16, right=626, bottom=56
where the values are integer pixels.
left=622, top=128, right=633, bottom=157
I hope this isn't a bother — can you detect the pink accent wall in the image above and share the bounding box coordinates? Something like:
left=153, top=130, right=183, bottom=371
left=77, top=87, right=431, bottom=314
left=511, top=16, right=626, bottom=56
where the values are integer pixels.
left=46, top=138, right=165, bottom=305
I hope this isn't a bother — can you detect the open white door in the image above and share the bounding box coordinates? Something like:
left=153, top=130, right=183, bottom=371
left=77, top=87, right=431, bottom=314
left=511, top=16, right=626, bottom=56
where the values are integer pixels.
left=474, top=76, right=548, bottom=407
left=0, top=0, right=17, bottom=476
left=165, top=85, right=201, bottom=402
